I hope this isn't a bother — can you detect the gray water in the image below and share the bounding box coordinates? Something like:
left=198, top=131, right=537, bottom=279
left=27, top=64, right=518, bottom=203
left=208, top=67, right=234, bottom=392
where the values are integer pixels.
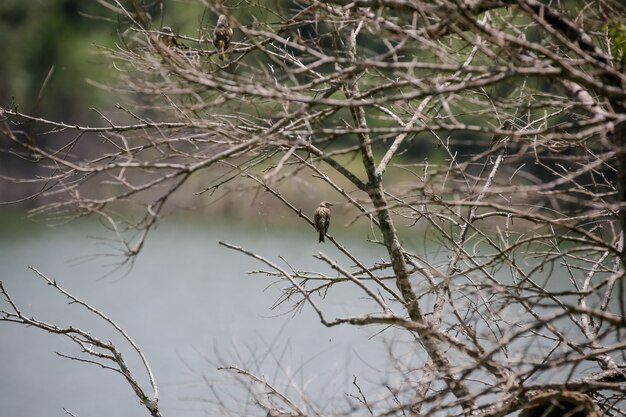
left=1, top=219, right=408, bottom=417
left=3, top=217, right=618, bottom=417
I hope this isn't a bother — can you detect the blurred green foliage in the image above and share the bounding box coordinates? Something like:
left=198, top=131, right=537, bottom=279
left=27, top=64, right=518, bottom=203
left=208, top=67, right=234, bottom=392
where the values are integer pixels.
left=0, top=0, right=243, bottom=122
left=0, top=0, right=116, bottom=121
left=606, top=20, right=626, bottom=66
left=0, top=0, right=611, bottom=149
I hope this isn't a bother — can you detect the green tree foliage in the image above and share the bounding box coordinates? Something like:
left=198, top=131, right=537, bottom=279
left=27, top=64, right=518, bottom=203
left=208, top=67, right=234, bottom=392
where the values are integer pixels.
left=0, top=0, right=115, bottom=120
left=607, top=20, right=626, bottom=66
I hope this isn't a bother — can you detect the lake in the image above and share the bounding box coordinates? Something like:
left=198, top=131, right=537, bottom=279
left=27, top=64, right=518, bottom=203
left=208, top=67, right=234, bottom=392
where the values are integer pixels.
left=0, top=218, right=412, bottom=417
left=3, top=215, right=616, bottom=417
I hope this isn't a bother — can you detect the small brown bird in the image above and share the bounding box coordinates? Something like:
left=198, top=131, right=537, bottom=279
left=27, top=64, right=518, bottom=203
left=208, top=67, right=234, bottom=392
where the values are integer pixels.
left=490, top=119, right=513, bottom=149
left=314, top=201, right=333, bottom=243
left=212, top=14, right=233, bottom=60
left=158, top=26, right=180, bottom=48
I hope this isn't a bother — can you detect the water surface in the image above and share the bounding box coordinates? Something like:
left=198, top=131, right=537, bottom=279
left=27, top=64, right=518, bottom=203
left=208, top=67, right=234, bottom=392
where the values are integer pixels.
left=1, top=219, right=401, bottom=417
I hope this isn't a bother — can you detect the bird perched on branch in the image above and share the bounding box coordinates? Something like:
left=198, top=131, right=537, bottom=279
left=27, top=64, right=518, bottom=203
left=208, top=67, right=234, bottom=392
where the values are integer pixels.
left=490, top=119, right=513, bottom=150
left=213, top=14, right=233, bottom=60
left=314, top=201, right=333, bottom=243
left=158, top=26, right=181, bottom=48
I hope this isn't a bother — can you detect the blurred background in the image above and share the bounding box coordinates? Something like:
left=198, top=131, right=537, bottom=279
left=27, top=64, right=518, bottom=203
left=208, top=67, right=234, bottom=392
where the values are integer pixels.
left=1, top=218, right=417, bottom=417
left=0, top=0, right=487, bottom=213
left=0, top=0, right=386, bottom=417
left=1, top=2, right=610, bottom=415
left=0, top=0, right=115, bottom=121
left=0, top=3, right=426, bottom=415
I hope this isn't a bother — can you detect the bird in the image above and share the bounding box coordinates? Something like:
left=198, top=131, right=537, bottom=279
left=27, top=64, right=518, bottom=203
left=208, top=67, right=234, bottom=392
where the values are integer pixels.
left=490, top=119, right=513, bottom=150
left=314, top=201, right=333, bottom=243
left=212, top=14, right=233, bottom=61
left=158, top=26, right=181, bottom=48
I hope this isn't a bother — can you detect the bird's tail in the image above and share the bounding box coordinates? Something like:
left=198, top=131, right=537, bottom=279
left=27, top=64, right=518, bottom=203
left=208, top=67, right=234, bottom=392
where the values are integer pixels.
left=218, top=40, right=225, bottom=60
left=318, top=229, right=325, bottom=243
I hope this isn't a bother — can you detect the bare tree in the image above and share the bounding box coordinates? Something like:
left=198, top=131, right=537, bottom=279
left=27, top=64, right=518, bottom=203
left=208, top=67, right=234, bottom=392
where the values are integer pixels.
left=2, top=0, right=626, bottom=416
left=0, top=268, right=161, bottom=417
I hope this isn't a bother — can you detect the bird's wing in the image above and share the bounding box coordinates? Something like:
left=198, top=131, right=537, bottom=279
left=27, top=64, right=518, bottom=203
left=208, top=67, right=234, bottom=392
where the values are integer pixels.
left=324, top=209, right=330, bottom=232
